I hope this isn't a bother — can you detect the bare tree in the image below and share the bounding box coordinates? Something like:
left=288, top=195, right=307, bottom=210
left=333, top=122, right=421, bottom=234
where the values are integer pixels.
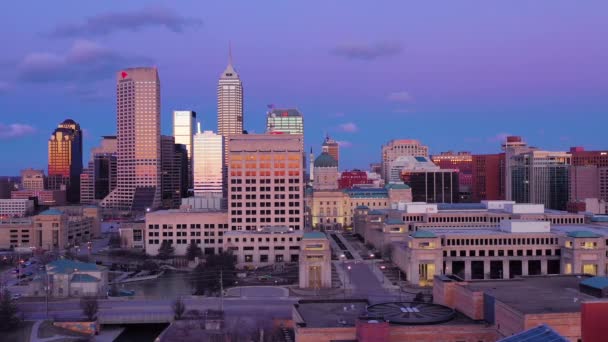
left=80, top=296, right=98, bottom=321
left=172, top=297, right=186, bottom=320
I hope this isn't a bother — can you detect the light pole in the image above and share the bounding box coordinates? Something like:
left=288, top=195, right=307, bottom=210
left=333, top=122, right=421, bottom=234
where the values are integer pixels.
left=380, top=265, right=386, bottom=284
left=369, top=253, right=376, bottom=277
left=340, top=254, right=346, bottom=299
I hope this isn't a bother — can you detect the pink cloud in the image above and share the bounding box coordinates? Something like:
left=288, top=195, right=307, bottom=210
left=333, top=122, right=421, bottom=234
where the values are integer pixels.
left=0, top=123, right=36, bottom=139
left=337, top=140, right=352, bottom=148
left=337, top=122, right=358, bottom=133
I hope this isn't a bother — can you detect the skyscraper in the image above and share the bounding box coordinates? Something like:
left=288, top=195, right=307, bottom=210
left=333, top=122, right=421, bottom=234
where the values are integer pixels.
left=471, top=153, right=505, bottom=202
left=502, top=136, right=534, bottom=201
left=381, top=139, right=428, bottom=181
left=48, top=119, right=82, bottom=203
left=160, top=135, right=183, bottom=209
left=101, top=67, right=161, bottom=211
left=217, top=46, right=244, bottom=156
left=173, top=110, right=196, bottom=189
left=193, top=123, right=224, bottom=196
left=431, top=151, right=473, bottom=202
left=322, top=136, right=340, bottom=167
left=80, top=136, right=117, bottom=205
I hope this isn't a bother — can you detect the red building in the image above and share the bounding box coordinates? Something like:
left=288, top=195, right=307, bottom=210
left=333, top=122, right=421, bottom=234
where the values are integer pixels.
left=471, top=153, right=505, bottom=202
left=431, top=151, right=473, bottom=202
left=569, top=147, right=608, bottom=207
left=338, top=170, right=372, bottom=189
left=570, top=146, right=608, bottom=167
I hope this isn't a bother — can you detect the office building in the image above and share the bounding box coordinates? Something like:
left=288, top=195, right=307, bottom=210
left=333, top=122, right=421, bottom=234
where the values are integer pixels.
left=432, top=151, right=473, bottom=202
left=0, top=199, right=35, bottom=218
left=47, top=119, right=83, bottom=203
left=173, top=110, right=196, bottom=188
left=569, top=147, right=608, bottom=208
left=160, top=136, right=182, bottom=209
left=381, top=139, right=429, bottom=181
left=322, top=135, right=339, bottom=167
left=101, top=67, right=161, bottom=211
left=227, top=134, right=304, bottom=231
left=266, top=108, right=304, bottom=135
left=217, top=47, right=244, bottom=162
left=472, top=153, right=506, bottom=202
left=80, top=136, right=117, bottom=205
left=11, top=189, right=66, bottom=206
left=193, top=124, right=224, bottom=196
left=388, top=155, right=458, bottom=203
left=313, top=152, right=339, bottom=190
left=175, top=144, right=189, bottom=198
left=224, top=226, right=303, bottom=267
left=511, top=150, right=571, bottom=210
left=0, top=178, right=17, bottom=199
left=502, top=136, right=534, bottom=201
left=20, top=169, right=46, bottom=191
left=338, top=170, right=372, bottom=189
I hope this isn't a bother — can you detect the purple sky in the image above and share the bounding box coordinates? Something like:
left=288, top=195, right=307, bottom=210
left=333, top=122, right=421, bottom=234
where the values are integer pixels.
left=0, top=1, right=607, bottom=175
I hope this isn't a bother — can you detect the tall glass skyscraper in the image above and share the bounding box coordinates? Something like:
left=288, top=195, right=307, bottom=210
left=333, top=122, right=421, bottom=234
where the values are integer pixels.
left=48, top=119, right=82, bottom=203
left=101, top=67, right=161, bottom=211
left=193, top=123, right=224, bottom=195
left=173, top=110, right=196, bottom=188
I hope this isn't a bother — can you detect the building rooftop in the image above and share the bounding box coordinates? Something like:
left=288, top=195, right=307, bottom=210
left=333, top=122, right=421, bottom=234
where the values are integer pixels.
left=47, top=259, right=104, bottom=274
left=580, top=276, right=608, bottom=290
left=314, top=152, right=338, bottom=168
left=385, top=183, right=410, bottom=190
left=464, top=275, right=597, bottom=314
left=410, top=231, right=437, bottom=238
left=385, top=218, right=404, bottom=225
left=295, top=299, right=369, bottom=328
left=223, top=226, right=303, bottom=236
left=354, top=205, right=369, bottom=210
left=343, top=187, right=388, bottom=199
left=71, top=274, right=100, bottom=283
left=368, top=210, right=385, bottom=215
left=268, top=108, right=302, bottom=118
left=497, top=324, right=568, bottom=342
left=302, top=232, right=326, bottom=240
left=566, top=230, right=602, bottom=238
left=38, top=209, right=63, bottom=216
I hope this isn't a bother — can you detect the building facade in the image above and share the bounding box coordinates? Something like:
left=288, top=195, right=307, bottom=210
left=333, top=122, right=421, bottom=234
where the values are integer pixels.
left=217, top=50, right=244, bottom=164
left=11, top=190, right=66, bottom=206
left=48, top=119, right=83, bottom=203
left=322, top=136, right=340, bottom=168
left=80, top=136, right=117, bottom=205
left=21, top=169, right=46, bottom=191
left=338, top=170, right=372, bottom=189
left=511, top=150, right=571, bottom=210
left=227, top=134, right=304, bottom=231
left=313, top=152, right=339, bottom=191
left=193, top=127, right=224, bottom=196
left=432, top=151, right=473, bottom=202
left=381, top=139, right=429, bottom=181
left=173, top=110, right=196, bottom=189
left=502, top=136, right=535, bottom=201
left=0, top=199, right=34, bottom=218
left=101, top=67, right=162, bottom=211
left=160, top=136, right=183, bottom=209
left=266, top=108, right=303, bottom=135
left=472, top=153, right=505, bottom=202
left=569, top=147, right=608, bottom=207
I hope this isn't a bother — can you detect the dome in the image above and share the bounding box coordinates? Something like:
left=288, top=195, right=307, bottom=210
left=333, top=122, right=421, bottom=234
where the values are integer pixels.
left=314, top=152, right=338, bottom=168
left=61, top=119, right=76, bottom=125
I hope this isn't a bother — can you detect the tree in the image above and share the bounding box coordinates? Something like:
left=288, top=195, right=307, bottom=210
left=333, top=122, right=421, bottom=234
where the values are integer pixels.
left=0, top=289, right=20, bottom=331
left=192, top=252, right=236, bottom=295
left=80, top=296, right=99, bottom=321
left=141, top=260, right=159, bottom=272
left=413, top=291, right=425, bottom=302
left=157, top=240, right=175, bottom=260
left=172, top=298, right=186, bottom=320
left=186, top=241, right=202, bottom=261
left=108, top=233, right=121, bottom=249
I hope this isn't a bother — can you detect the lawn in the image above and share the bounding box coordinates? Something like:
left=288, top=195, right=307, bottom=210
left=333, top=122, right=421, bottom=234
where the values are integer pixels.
left=4, top=321, right=34, bottom=342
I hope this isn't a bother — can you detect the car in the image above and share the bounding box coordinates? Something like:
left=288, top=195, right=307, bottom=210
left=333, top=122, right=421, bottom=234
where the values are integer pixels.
left=24, top=262, right=31, bottom=266
left=11, top=294, right=21, bottom=300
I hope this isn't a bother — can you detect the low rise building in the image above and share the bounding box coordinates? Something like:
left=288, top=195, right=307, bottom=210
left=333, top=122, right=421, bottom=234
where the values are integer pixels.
left=39, top=259, right=108, bottom=297
left=0, top=199, right=35, bottom=218
left=144, top=209, right=228, bottom=256
left=224, top=226, right=302, bottom=268
left=299, top=232, right=331, bottom=289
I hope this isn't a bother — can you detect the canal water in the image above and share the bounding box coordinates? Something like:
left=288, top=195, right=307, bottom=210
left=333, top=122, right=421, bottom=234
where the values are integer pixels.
left=114, top=323, right=169, bottom=342
left=118, top=270, right=194, bottom=298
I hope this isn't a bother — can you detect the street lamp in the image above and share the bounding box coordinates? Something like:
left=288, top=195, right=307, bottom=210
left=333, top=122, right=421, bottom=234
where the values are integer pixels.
left=369, top=253, right=376, bottom=276
left=380, top=265, right=386, bottom=283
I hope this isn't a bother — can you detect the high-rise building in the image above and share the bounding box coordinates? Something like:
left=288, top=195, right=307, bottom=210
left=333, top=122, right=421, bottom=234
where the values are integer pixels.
left=160, top=136, right=183, bottom=209
left=569, top=147, right=608, bottom=204
left=173, top=110, right=196, bottom=189
left=511, top=150, right=571, bottom=210
left=227, top=134, right=304, bottom=231
left=101, top=67, right=161, bottom=211
left=193, top=123, right=224, bottom=196
left=431, top=151, right=473, bottom=202
left=81, top=136, right=117, bottom=205
left=471, top=153, right=505, bottom=202
left=397, top=156, right=459, bottom=203
left=322, top=136, right=340, bottom=167
left=47, top=119, right=83, bottom=203
left=381, top=139, right=429, bottom=181
left=20, top=169, right=46, bottom=191
left=217, top=47, right=244, bottom=162
left=175, top=144, right=189, bottom=199
left=266, top=108, right=303, bottom=135
left=502, top=136, right=534, bottom=200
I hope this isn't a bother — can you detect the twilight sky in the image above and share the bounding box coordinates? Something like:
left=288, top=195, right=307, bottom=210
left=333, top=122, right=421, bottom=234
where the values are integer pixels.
left=0, top=1, right=607, bottom=175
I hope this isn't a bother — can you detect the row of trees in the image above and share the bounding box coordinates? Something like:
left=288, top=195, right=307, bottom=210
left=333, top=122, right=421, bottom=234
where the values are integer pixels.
left=157, top=240, right=203, bottom=261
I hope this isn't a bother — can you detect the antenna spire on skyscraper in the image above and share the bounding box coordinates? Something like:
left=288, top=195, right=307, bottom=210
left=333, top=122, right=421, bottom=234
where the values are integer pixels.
left=228, top=40, right=233, bottom=65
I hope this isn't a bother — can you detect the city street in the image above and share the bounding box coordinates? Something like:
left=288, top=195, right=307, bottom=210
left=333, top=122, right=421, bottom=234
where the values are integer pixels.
left=340, top=261, right=403, bottom=304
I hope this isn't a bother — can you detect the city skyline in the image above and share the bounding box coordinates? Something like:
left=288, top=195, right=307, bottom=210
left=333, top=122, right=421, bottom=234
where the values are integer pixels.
left=1, top=1, right=607, bottom=176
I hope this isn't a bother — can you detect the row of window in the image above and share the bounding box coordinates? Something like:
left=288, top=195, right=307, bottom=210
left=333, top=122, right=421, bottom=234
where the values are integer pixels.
left=443, top=237, right=559, bottom=246
left=147, top=223, right=229, bottom=230
left=444, top=248, right=561, bottom=258
left=241, top=254, right=298, bottom=263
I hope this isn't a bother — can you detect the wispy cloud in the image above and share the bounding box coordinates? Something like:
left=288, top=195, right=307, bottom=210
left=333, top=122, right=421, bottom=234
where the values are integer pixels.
left=0, top=123, right=36, bottom=139
left=487, top=132, right=512, bottom=143
left=387, top=91, right=413, bottom=103
left=331, top=41, right=402, bottom=61
left=17, top=39, right=151, bottom=84
left=49, top=5, right=202, bottom=37
left=336, top=140, right=353, bottom=148
left=337, top=122, right=358, bottom=133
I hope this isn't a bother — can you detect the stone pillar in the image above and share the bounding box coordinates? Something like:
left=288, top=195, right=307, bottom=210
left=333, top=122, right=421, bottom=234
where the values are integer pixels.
left=541, top=259, right=548, bottom=275
left=522, top=259, right=529, bottom=276
left=464, top=260, right=472, bottom=280
left=502, top=260, right=509, bottom=279
left=483, top=260, right=490, bottom=279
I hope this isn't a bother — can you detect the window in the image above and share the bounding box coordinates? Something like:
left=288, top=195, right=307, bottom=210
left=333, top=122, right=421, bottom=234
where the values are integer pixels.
left=245, top=255, right=253, bottom=263
left=260, top=255, right=268, bottom=262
